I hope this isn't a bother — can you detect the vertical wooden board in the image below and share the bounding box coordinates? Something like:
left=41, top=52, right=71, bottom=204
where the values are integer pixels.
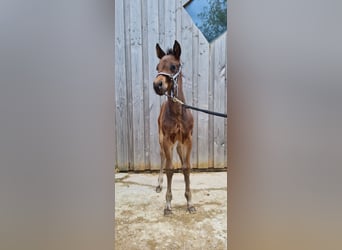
left=180, top=13, right=194, bottom=111
left=114, top=0, right=129, bottom=171
left=223, top=32, right=228, bottom=168
left=208, top=43, right=215, bottom=168
left=158, top=0, right=165, bottom=46
left=164, top=0, right=176, bottom=47
left=113, top=35, right=117, bottom=171
left=221, top=32, right=227, bottom=166
left=113, top=90, right=117, bottom=170
left=191, top=29, right=199, bottom=169
left=142, top=0, right=150, bottom=170
left=213, top=34, right=227, bottom=168
left=123, top=0, right=134, bottom=170
left=176, top=0, right=182, bottom=41
left=130, top=0, right=145, bottom=170
left=147, top=0, right=162, bottom=170
left=113, top=0, right=117, bottom=170
left=224, top=33, right=228, bottom=168
left=197, top=32, right=210, bottom=169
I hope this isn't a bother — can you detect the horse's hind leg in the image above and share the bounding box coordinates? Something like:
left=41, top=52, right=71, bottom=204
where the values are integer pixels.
left=177, top=141, right=196, bottom=213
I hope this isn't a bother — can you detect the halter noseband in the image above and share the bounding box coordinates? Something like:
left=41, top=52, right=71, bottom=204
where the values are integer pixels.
left=156, top=64, right=182, bottom=98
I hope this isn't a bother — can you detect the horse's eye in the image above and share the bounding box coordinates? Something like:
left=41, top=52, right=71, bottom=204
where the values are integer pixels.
left=170, top=65, right=176, bottom=72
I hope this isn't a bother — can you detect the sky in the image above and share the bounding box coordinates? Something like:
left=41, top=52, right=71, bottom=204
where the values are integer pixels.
left=184, top=0, right=209, bottom=27
left=184, top=0, right=227, bottom=42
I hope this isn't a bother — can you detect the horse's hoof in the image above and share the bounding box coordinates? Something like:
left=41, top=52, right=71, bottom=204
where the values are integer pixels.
left=187, top=206, right=196, bottom=213
left=164, top=209, right=173, bottom=216
left=156, top=186, right=162, bottom=193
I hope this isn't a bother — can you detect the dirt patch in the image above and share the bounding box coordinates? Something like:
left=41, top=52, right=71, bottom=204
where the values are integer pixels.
left=115, top=172, right=227, bottom=249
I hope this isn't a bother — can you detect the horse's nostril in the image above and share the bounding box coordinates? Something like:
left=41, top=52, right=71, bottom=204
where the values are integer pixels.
left=153, top=81, right=164, bottom=95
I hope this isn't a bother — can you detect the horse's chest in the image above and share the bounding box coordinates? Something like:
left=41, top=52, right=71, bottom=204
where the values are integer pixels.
left=172, top=123, right=183, bottom=134
left=168, top=122, right=188, bottom=143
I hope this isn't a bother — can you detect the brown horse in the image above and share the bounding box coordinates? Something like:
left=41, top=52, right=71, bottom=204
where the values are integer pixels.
left=153, top=40, right=195, bottom=215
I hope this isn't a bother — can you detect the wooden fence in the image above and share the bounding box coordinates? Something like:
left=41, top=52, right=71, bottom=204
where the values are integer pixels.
left=114, top=0, right=227, bottom=171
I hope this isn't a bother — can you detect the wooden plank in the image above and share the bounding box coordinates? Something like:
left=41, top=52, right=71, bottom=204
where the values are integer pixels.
left=179, top=16, right=194, bottom=102
left=114, top=0, right=129, bottom=171
left=176, top=0, right=183, bottom=41
left=130, top=0, right=145, bottom=171
left=213, top=34, right=227, bottom=168
left=113, top=1, right=117, bottom=171
left=123, top=0, right=134, bottom=170
left=208, top=42, right=215, bottom=168
left=142, top=0, right=150, bottom=170
left=191, top=28, right=199, bottom=169
left=197, top=32, right=210, bottom=169
left=113, top=55, right=117, bottom=171
left=224, top=32, right=228, bottom=168
left=147, top=0, right=162, bottom=170
left=164, top=0, right=176, bottom=47
left=158, top=0, right=165, bottom=46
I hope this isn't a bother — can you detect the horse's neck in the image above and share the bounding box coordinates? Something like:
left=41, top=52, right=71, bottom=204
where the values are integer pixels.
left=167, top=77, right=185, bottom=116
left=175, top=77, right=185, bottom=102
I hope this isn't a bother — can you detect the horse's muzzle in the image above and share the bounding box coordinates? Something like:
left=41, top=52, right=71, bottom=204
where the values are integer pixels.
left=153, top=80, right=166, bottom=95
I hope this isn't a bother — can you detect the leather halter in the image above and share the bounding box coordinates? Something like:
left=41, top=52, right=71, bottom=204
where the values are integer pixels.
left=156, top=64, right=182, bottom=98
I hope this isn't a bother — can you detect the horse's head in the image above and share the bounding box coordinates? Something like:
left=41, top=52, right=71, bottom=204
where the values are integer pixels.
left=153, top=40, right=182, bottom=96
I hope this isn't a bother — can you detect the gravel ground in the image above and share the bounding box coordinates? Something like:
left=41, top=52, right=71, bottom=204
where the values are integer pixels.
left=115, top=172, right=227, bottom=250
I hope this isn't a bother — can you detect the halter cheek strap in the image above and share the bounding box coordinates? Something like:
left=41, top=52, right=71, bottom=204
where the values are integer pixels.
left=156, top=64, right=182, bottom=98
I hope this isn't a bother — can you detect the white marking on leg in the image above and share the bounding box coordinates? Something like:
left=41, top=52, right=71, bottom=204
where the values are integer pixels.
left=156, top=145, right=165, bottom=193
left=156, top=168, right=163, bottom=192
left=165, top=201, right=172, bottom=211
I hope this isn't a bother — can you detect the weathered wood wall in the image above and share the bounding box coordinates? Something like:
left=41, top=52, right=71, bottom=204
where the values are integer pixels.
left=114, top=0, right=227, bottom=171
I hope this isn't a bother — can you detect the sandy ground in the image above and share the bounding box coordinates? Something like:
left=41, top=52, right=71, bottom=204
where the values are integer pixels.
left=115, top=171, right=227, bottom=250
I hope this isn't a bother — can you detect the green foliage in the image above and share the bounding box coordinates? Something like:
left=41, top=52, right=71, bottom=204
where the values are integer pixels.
left=198, top=0, right=227, bottom=42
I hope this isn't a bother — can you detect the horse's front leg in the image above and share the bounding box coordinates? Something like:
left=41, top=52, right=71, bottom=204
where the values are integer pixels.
left=155, top=149, right=165, bottom=193
left=163, top=140, right=174, bottom=215
left=156, top=128, right=166, bottom=193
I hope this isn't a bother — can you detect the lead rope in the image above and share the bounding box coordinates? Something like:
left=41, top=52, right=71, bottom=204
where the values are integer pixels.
left=158, top=65, right=227, bottom=118
left=164, top=94, right=227, bottom=118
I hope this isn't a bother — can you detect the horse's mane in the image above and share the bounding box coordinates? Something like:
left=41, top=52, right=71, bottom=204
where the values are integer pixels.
left=166, top=48, right=174, bottom=55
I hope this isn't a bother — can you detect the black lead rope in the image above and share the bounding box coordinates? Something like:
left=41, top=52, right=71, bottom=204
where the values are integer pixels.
left=182, top=103, right=227, bottom=118
left=158, top=68, right=227, bottom=118
left=165, top=94, right=227, bottom=118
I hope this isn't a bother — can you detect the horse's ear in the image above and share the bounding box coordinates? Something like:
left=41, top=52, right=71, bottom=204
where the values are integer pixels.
left=156, top=43, right=165, bottom=59
left=173, top=40, right=181, bottom=59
